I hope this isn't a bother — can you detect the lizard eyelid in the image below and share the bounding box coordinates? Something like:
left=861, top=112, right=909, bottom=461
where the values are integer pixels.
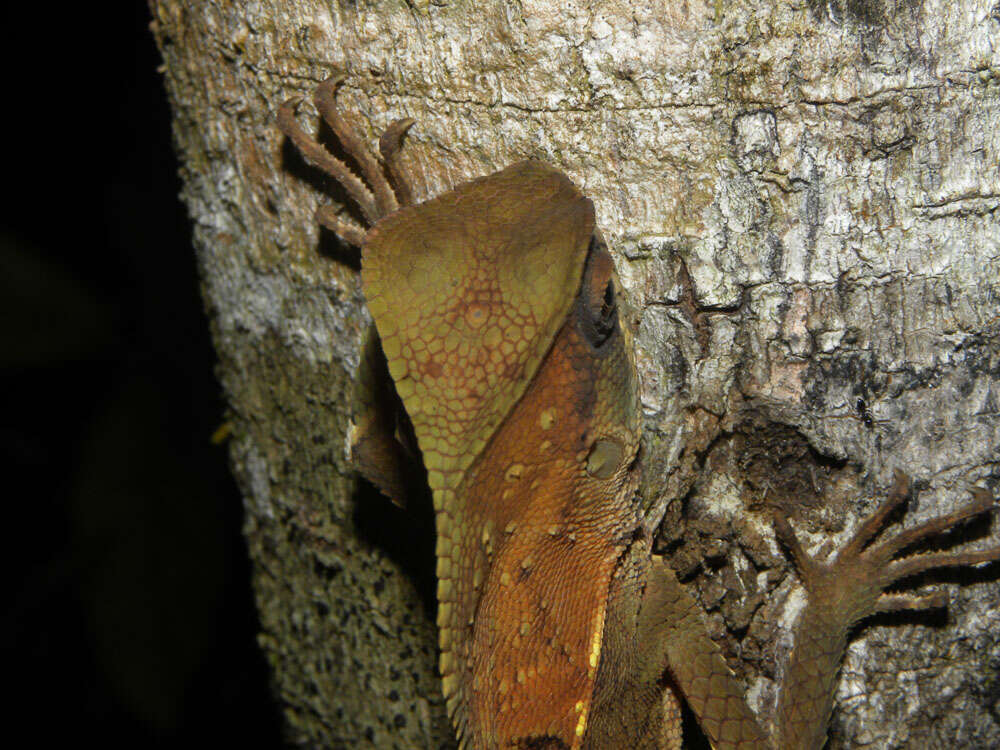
left=578, top=237, right=620, bottom=348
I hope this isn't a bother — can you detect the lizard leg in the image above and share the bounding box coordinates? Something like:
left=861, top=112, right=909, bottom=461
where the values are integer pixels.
left=642, top=557, right=770, bottom=750
left=350, top=330, right=425, bottom=508
left=772, top=474, right=1000, bottom=749
left=583, top=539, right=693, bottom=750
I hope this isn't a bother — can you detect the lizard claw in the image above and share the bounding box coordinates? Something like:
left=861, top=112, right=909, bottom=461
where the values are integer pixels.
left=379, top=117, right=417, bottom=207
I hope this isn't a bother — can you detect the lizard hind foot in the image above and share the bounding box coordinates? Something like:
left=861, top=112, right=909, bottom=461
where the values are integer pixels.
left=277, top=76, right=417, bottom=245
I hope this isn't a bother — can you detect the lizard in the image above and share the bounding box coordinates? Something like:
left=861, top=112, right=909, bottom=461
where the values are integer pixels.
left=276, top=77, right=1000, bottom=749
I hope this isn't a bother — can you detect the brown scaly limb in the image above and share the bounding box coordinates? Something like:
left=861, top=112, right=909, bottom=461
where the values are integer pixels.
left=276, top=75, right=415, bottom=246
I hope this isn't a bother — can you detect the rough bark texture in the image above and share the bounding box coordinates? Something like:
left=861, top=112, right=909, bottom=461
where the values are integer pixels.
left=150, top=0, right=1000, bottom=747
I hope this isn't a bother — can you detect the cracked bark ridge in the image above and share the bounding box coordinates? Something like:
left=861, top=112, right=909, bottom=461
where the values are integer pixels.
left=150, top=0, right=1000, bottom=747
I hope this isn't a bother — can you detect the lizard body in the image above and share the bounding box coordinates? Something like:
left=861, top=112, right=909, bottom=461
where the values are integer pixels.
left=277, top=78, right=1000, bottom=749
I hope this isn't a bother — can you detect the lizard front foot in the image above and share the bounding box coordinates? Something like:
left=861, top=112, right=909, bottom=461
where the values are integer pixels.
left=774, top=470, right=999, bottom=621
left=771, top=470, right=1000, bottom=749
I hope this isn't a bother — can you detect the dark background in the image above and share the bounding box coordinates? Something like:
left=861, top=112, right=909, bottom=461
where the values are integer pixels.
left=4, top=6, right=281, bottom=746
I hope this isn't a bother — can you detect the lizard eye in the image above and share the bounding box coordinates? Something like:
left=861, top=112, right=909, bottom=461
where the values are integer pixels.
left=578, top=236, right=619, bottom=348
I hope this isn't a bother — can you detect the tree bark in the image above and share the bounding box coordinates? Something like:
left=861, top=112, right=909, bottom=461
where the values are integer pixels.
left=150, top=0, right=1000, bottom=747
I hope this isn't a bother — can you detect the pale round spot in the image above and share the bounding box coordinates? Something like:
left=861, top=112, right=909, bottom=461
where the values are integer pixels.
left=504, top=463, right=525, bottom=482
left=539, top=408, right=557, bottom=430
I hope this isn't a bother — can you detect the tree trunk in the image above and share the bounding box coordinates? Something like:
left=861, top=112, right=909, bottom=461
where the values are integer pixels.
left=150, top=0, right=1000, bottom=747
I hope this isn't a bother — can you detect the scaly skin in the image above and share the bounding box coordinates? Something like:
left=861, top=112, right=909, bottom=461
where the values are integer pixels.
left=277, top=78, right=1000, bottom=749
